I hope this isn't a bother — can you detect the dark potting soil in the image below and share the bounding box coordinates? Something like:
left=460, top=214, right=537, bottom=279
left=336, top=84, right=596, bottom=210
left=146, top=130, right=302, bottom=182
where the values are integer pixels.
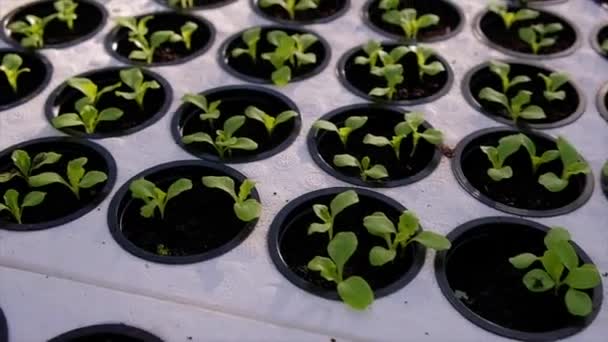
left=445, top=221, right=591, bottom=332
left=469, top=63, right=580, bottom=125
left=459, top=130, right=586, bottom=211
left=342, top=44, right=448, bottom=101
left=366, top=0, right=462, bottom=41
left=57, top=333, right=145, bottom=342
left=0, top=50, right=50, bottom=108
left=313, top=106, right=437, bottom=184
left=5, top=0, right=104, bottom=47
left=597, top=26, right=608, bottom=57
left=178, top=87, right=299, bottom=161
left=279, top=192, right=419, bottom=291
left=0, top=140, right=111, bottom=226
left=479, top=8, right=577, bottom=55
left=224, top=27, right=327, bottom=82
left=256, top=0, right=347, bottom=22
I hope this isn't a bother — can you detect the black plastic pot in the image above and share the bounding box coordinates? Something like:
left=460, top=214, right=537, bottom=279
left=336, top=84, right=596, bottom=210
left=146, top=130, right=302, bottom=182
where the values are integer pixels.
left=171, top=85, right=301, bottom=164
left=0, top=48, right=52, bottom=112
left=268, top=187, right=425, bottom=301
left=590, top=23, right=608, bottom=59
left=250, top=0, right=350, bottom=25
left=154, top=0, right=238, bottom=10
left=307, top=104, right=442, bottom=188
left=108, top=160, right=260, bottom=265
left=1, top=0, right=107, bottom=49
left=463, top=60, right=585, bottom=129
left=451, top=127, right=593, bottom=217
left=519, top=0, right=568, bottom=4
left=598, top=82, right=608, bottom=123
left=45, top=67, right=172, bottom=139
left=434, top=216, right=603, bottom=342
left=0, top=307, right=6, bottom=342
left=104, top=11, right=215, bottom=67
left=473, top=6, right=580, bottom=59
left=0, top=137, right=117, bottom=231
left=48, top=324, right=163, bottom=342
left=602, top=161, right=608, bottom=200
left=362, top=0, right=464, bottom=43
left=337, top=42, right=453, bottom=105
left=218, top=25, right=330, bottom=85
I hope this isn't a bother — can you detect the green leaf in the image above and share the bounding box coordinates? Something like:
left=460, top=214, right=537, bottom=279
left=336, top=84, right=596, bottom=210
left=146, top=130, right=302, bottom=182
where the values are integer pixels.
left=397, top=211, right=419, bottom=241
left=411, top=231, right=451, bottom=250
left=22, top=191, right=46, bottom=208
left=271, top=65, right=291, bottom=86
left=565, top=265, right=601, bottom=289
left=509, top=253, right=538, bottom=269
left=345, top=116, right=368, bottom=130
left=182, top=132, right=214, bottom=145
left=538, top=172, right=568, bottom=192
left=544, top=227, right=571, bottom=248
left=417, top=14, right=440, bottom=29
left=150, top=30, right=181, bottom=48
left=119, top=68, right=143, bottom=89
left=312, top=204, right=330, bottom=222
left=238, top=179, right=256, bottom=202
left=308, top=222, right=331, bottom=235
left=337, top=276, right=374, bottom=310
left=12, top=150, right=31, bottom=177
left=67, top=77, right=97, bottom=103
left=363, top=134, right=391, bottom=147
left=295, top=0, right=318, bottom=10
left=129, top=178, right=157, bottom=200
left=420, top=128, right=443, bottom=145
left=307, top=256, right=338, bottom=282
left=29, top=172, right=67, bottom=188
left=556, top=136, right=582, bottom=169
left=223, top=115, right=246, bottom=137
left=554, top=240, right=578, bottom=271
left=518, top=27, right=537, bottom=46
left=234, top=198, right=261, bottom=222
left=98, top=107, right=124, bottom=122
left=329, top=190, right=359, bottom=218
left=32, top=152, right=62, bottom=171
left=333, top=154, right=360, bottom=168
left=479, top=87, right=509, bottom=110
left=67, top=157, right=86, bottom=189
left=488, top=166, right=513, bottom=181
left=519, top=106, right=546, bottom=120
left=2, top=53, right=22, bottom=70
left=313, top=120, right=338, bottom=133
left=523, top=269, right=555, bottom=292
left=202, top=176, right=237, bottom=201
left=565, top=288, right=593, bottom=317
left=275, top=110, right=297, bottom=126
left=541, top=249, right=564, bottom=281
left=79, top=171, right=107, bottom=189
left=364, top=212, right=396, bottom=237
left=328, top=231, right=357, bottom=280
left=514, top=9, right=540, bottom=21
left=365, top=165, right=389, bottom=180
left=230, top=137, right=258, bottom=151
left=166, top=178, right=192, bottom=202
left=369, top=246, right=396, bottom=266
left=4, top=189, right=19, bottom=212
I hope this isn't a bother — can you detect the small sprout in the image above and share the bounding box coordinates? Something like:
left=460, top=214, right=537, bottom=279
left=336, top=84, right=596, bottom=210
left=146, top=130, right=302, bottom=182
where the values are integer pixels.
left=307, top=232, right=374, bottom=310
left=7, top=14, right=57, bottom=48
left=54, top=0, right=78, bottom=30
left=244, top=106, right=297, bottom=136
left=168, top=0, right=194, bottom=8
left=518, top=23, right=563, bottom=55
left=354, top=40, right=384, bottom=72
left=115, top=68, right=160, bottom=109
left=202, top=176, right=261, bottom=222
left=182, top=93, right=222, bottom=127
left=488, top=60, right=531, bottom=93
left=261, top=31, right=318, bottom=86
left=231, top=27, right=261, bottom=61
left=0, top=189, right=46, bottom=224
left=478, top=88, right=546, bottom=122
left=412, top=46, right=445, bottom=79
left=259, top=0, right=320, bottom=20
left=538, top=72, right=569, bottom=102
left=381, top=8, right=439, bottom=41
left=0, top=150, right=62, bottom=184
left=67, top=77, right=122, bottom=111
left=487, top=3, right=539, bottom=29
left=333, top=154, right=389, bottom=182
left=129, top=178, right=192, bottom=219
left=29, top=157, right=107, bottom=199
left=480, top=134, right=523, bottom=181
left=538, top=137, right=590, bottom=192
left=313, top=116, right=368, bottom=146
left=115, top=15, right=153, bottom=42
left=308, top=190, right=359, bottom=240
left=364, top=210, right=450, bottom=267
left=52, top=104, right=124, bottom=134
left=157, top=244, right=171, bottom=256
left=509, top=227, right=601, bottom=317
left=181, top=116, right=258, bottom=159
left=369, top=64, right=404, bottom=100
left=516, top=133, right=559, bottom=174
left=371, top=45, right=410, bottom=76
left=180, top=21, right=198, bottom=50
left=0, top=53, right=30, bottom=93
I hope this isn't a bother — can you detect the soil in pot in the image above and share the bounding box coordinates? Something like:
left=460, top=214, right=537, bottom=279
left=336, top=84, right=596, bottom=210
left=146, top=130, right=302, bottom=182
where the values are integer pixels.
left=0, top=48, right=51, bottom=111
left=48, top=324, right=163, bottom=342
left=174, top=86, right=300, bottom=163
left=365, top=0, right=463, bottom=42
left=2, top=0, right=106, bottom=48
left=602, top=161, right=608, bottom=200
left=156, top=0, right=236, bottom=10
left=308, top=104, right=441, bottom=187
left=253, top=0, right=348, bottom=23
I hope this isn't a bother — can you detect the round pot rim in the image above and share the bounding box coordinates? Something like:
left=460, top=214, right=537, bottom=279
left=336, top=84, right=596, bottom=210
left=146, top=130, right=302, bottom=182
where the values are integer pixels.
left=153, top=0, right=238, bottom=10
left=48, top=323, right=163, bottom=342
left=450, top=126, right=594, bottom=217
left=44, top=66, right=173, bottom=139
left=472, top=7, right=581, bottom=60
left=434, top=215, right=603, bottom=342
left=601, top=164, right=608, bottom=200
left=590, top=23, right=608, bottom=58
left=0, top=136, right=117, bottom=231
left=336, top=42, right=454, bottom=105
left=249, top=0, right=351, bottom=26
left=103, top=10, right=216, bottom=68
left=0, top=306, right=6, bottom=342
left=461, top=59, right=587, bottom=129
left=267, top=186, right=426, bottom=301
left=217, top=25, right=331, bottom=85
left=107, top=159, right=260, bottom=265
left=0, top=0, right=108, bottom=50
left=597, top=81, right=608, bottom=123
left=0, top=47, right=53, bottom=112
left=306, top=103, right=442, bottom=188
left=361, top=0, right=465, bottom=44
left=170, top=84, right=302, bottom=164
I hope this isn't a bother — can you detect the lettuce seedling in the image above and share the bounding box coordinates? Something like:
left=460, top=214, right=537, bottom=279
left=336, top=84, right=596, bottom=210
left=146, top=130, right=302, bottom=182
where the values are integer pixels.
left=519, top=23, right=563, bottom=55
left=261, top=31, right=318, bottom=86
left=354, top=40, right=383, bottom=73
left=333, top=154, right=388, bottom=182
left=181, top=116, right=258, bottom=159
left=509, top=227, right=601, bottom=316
left=129, top=178, right=192, bottom=219
left=52, top=104, right=124, bottom=134
left=478, top=88, right=546, bottom=122
left=0, top=189, right=46, bottom=224
left=168, top=0, right=194, bottom=8
left=488, top=60, right=531, bottom=93
left=515, top=133, right=559, bottom=174
left=308, top=190, right=359, bottom=240
left=364, top=210, right=450, bottom=266
left=373, top=45, right=410, bottom=73
left=411, top=46, right=445, bottom=79
left=157, top=244, right=170, bottom=256
left=202, top=176, right=261, bottom=222
left=538, top=137, right=590, bottom=192
left=381, top=7, right=439, bottom=41
left=28, top=157, right=107, bottom=199
left=67, top=77, right=122, bottom=111
left=0, top=149, right=62, bottom=184
left=308, top=232, right=374, bottom=310
left=487, top=3, right=539, bottom=29
left=54, top=0, right=78, bottom=30
left=244, top=106, right=297, bottom=136
left=313, top=116, right=368, bottom=146
left=7, top=14, right=57, bottom=48
left=538, top=72, right=568, bottom=101
left=180, top=21, right=198, bottom=50
left=182, top=93, right=221, bottom=128
left=259, top=0, right=320, bottom=19
left=115, top=67, right=160, bottom=109
left=369, top=64, right=404, bottom=100
left=231, top=27, right=261, bottom=62
left=480, top=134, right=522, bottom=181
left=0, top=53, right=30, bottom=93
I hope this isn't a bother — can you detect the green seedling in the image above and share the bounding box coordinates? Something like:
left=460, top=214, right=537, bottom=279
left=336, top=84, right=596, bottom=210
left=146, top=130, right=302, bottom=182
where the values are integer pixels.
left=168, top=0, right=194, bottom=8
left=478, top=88, right=546, bottom=122
left=519, top=23, right=563, bottom=54
left=538, top=137, right=590, bottom=192
left=29, top=157, right=107, bottom=199
left=0, top=189, right=46, bottom=224
left=0, top=149, right=62, bottom=184
left=180, top=21, right=198, bottom=50
left=54, top=0, right=78, bottom=30
left=114, top=67, right=160, bottom=109
left=182, top=93, right=222, bottom=128
left=259, top=0, right=320, bottom=20
left=381, top=5, right=439, bottom=41
left=231, top=27, right=261, bottom=61
left=0, top=53, right=30, bottom=93
left=115, top=15, right=153, bottom=43
left=516, top=133, right=559, bottom=174
left=333, top=154, right=388, bottom=182
left=411, top=46, right=445, bottom=79
left=364, top=210, right=450, bottom=267
left=487, top=3, right=539, bottom=29
left=129, top=178, right=192, bottom=219
left=480, top=134, right=523, bottom=181
left=509, top=227, right=601, bottom=317
left=157, top=244, right=171, bottom=256
left=244, top=106, right=297, bottom=136
left=181, top=115, right=258, bottom=159
left=354, top=40, right=384, bottom=72
left=308, top=190, right=359, bottom=240
left=67, top=77, right=122, bottom=111
left=538, top=72, right=568, bottom=102
left=372, top=45, right=410, bottom=76
left=202, top=176, right=261, bottom=222
left=313, top=116, right=368, bottom=146
left=52, top=104, right=124, bottom=134
left=308, top=232, right=374, bottom=310
left=369, top=64, right=404, bottom=100
left=261, top=31, right=318, bottom=86
left=488, top=60, right=531, bottom=93
left=8, top=14, right=57, bottom=48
